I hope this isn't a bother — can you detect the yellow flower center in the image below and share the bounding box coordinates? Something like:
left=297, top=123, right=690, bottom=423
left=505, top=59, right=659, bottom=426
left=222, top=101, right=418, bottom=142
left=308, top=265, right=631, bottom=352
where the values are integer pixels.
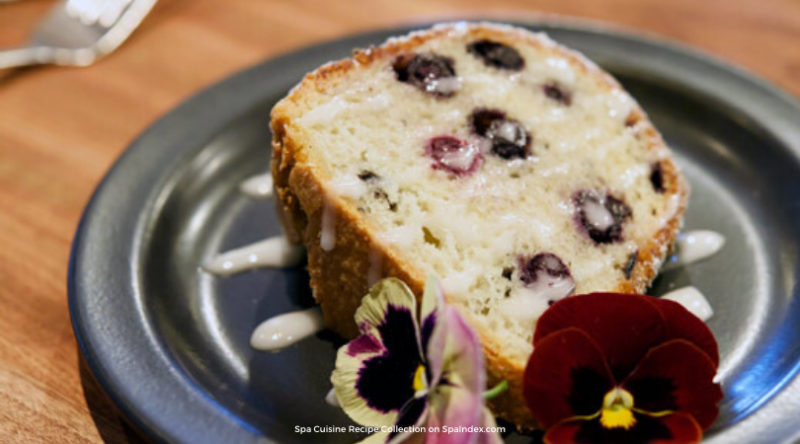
left=599, top=388, right=636, bottom=430
left=412, top=364, right=427, bottom=392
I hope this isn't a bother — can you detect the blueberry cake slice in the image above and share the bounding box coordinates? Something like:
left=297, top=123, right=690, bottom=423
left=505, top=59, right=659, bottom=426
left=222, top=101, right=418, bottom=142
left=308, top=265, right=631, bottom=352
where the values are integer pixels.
left=270, top=23, right=688, bottom=427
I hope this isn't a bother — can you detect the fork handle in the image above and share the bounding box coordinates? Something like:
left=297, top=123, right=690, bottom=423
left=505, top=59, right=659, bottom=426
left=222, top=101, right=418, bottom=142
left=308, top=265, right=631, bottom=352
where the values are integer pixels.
left=0, top=47, right=51, bottom=70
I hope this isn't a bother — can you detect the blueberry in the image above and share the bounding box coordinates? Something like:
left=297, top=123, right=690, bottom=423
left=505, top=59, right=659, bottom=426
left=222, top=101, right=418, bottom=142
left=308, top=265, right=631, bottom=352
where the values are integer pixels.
left=373, top=188, right=397, bottom=212
left=492, top=139, right=528, bottom=160
left=650, top=163, right=665, bottom=193
left=358, top=170, right=380, bottom=182
left=543, top=81, right=572, bottom=105
left=623, top=251, right=638, bottom=279
left=467, top=40, right=524, bottom=71
left=574, top=190, right=632, bottom=244
left=357, top=170, right=396, bottom=210
left=469, top=108, right=531, bottom=160
left=518, top=253, right=576, bottom=304
left=393, top=53, right=458, bottom=97
left=425, top=136, right=482, bottom=176
left=470, top=108, right=506, bottom=136
left=519, top=253, right=571, bottom=284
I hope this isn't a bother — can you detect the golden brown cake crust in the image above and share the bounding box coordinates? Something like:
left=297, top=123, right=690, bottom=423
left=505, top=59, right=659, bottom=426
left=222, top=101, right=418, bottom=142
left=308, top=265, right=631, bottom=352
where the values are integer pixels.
left=270, top=23, right=688, bottom=429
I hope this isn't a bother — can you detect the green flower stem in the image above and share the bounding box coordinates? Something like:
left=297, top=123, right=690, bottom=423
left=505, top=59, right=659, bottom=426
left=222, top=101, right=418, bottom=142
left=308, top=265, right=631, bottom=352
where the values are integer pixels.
left=483, top=380, right=509, bottom=400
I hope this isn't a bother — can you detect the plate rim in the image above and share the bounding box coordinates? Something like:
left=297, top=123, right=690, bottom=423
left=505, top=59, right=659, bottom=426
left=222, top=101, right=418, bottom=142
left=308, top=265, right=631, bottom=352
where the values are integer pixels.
left=68, top=18, right=800, bottom=444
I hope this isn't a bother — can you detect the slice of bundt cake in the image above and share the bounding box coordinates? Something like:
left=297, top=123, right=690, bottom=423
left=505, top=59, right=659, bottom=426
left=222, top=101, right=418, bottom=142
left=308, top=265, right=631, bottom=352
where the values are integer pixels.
left=270, top=22, right=688, bottom=427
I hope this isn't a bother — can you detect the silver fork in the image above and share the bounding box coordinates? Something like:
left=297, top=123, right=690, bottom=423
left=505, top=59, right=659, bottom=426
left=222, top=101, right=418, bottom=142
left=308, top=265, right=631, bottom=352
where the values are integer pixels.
left=0, top=0, right=158, bottom=69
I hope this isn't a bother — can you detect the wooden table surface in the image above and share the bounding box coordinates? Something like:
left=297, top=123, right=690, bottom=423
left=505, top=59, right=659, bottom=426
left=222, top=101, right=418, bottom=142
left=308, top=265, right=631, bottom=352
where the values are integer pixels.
left=0, top=0, right=798, bottom=443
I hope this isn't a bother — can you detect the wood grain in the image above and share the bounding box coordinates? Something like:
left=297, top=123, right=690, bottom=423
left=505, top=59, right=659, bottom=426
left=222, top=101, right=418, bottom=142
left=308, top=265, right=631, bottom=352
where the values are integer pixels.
left=0, top=0, right=797, bottom=443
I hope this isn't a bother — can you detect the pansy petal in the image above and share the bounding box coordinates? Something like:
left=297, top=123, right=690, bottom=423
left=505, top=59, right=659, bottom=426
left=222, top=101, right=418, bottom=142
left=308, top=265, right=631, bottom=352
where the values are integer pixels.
left=534, top=293, right=668, bottom=380
left=333, top=343, right=400, bottom=426
left=544, top=412, right=702, bottom=444
left=387, top=396, right=430, bottom=444
left=420, top=303, right=486, bottom=444
left=389, top=432, right=425, bottom=444
left=356, top=278, right=422, bottom=345
left=424, top=384, right=483, bottom=444
left=474, top=407, right=505, bottom=444
left=524, top=328, right=615, bottom=428
left=421, top=275, right=445, bottom=356
left=624, top=339, right=722, bottom=430
left=358, top=431, right=393, bottom=444
left=652, top=298, right=720, bottom=368
left=427, top=306, right=484, bottom=392
left=360, top=299, right=425, bottom=401
left=332, top=279, right=424, bottom=426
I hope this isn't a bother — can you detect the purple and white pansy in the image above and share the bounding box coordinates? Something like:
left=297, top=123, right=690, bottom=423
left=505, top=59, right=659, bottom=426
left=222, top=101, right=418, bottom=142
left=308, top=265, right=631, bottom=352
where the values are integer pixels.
left=331, top=276, right=503, bottom=444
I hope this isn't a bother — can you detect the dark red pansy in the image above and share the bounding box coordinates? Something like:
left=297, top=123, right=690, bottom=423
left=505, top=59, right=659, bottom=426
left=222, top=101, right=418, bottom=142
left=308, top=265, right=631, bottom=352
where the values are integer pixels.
left=524, top=328, right=614, bottom=428
left=525, top=293, right=722, bottom=444
left=545, top=412, right=702, bottom=444
left=623, top=340, right=722, bottom=430
left=650, top=298, right=719, bottom=368
left=534, top=293, right=667, bottom=380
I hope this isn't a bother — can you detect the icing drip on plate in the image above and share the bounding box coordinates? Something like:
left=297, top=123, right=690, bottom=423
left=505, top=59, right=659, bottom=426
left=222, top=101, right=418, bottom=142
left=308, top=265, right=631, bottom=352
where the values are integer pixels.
left=325, top=388, right=340, bottom=407
left=239, top=173, right=274, bottom=198
left=250, top=308, right=324, bottom=352
left=203, top=236, right=305, bottom=277
left=661, top=286, right=714, bottom=322
left=663, top=230, right=726, bottom=271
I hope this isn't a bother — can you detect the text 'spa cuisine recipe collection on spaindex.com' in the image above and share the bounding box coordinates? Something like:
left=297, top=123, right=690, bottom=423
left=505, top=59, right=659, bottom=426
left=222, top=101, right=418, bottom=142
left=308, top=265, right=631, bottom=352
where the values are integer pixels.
left=295, top=425, right=508, bottom=435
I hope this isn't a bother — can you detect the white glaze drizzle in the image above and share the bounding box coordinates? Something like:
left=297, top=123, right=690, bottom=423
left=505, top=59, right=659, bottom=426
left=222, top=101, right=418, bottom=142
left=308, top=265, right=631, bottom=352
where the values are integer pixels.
left=525, top=270, right=576, bottom=303
left=544, top=57, right=575, bottom=84
left=325, top=388, right=340, bottom=407
left=320, top=202, right=336, bottom=252
left=298, top=93, right=391, bottom=127
left=606, top=89, right=634, bottom=121
left=330, top=175, right=368, bottom=199
left=496, top=121, right=519, bottom=141
left=439, top=141, right=480, bottom=171
left=501, top=264, right=575, bottom=326
left=427, top=76, right=462, bottom=95
left=582, top=198, right=614, bottom=231
left=499, top=295, right=549, bottom=326
left=663, top=230, right=726, bottom=271
left=661, top=286, right=714, bottom=322
left=202, top=236, right=305, bottom=277
left=239, top=173, right=274, bottom=198
left=250, top=308, right=324, bottom=352
left=298, top=96, right=348, bottom=126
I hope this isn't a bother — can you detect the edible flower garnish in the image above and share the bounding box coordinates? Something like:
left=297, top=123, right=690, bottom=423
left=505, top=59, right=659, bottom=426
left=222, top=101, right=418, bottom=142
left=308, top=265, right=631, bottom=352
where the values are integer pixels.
left=523, top=293, right=723, bottom=444
left=332, top=276, right=503, bottom=444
